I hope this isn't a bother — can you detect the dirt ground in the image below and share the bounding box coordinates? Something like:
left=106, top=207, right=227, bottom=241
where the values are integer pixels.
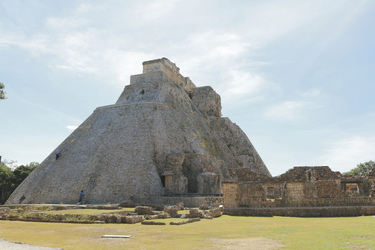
left=0, top=239, right=61, bottom=250
left=1, top=237, right=284, bottom=250
left=206, top=238, right=284, bottom=249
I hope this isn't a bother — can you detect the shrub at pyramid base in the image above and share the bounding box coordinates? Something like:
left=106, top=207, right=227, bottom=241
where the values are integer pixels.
left=6, top=58, right=270, bottom=205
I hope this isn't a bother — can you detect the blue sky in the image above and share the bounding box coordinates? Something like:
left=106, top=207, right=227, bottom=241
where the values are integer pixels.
left=1, top=0, right=374, bottom=175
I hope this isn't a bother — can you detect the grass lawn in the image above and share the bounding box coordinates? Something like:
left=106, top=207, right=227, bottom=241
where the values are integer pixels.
left=0, top=215, right=374, bottom=249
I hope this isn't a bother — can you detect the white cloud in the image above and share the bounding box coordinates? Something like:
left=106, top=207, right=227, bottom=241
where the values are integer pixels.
left=265, top=101, right=317, bottom=121
left=136, top=0, right=180, bottom=22
left=319, top=136, right=375, bottom=172
left=66, top=125, right=78, bottom=130
left=299, top=89, right=322, bottom=98
left=221, top=69, right=265, bottom=101
left=46, top=17, right=91, bottom=31
left=185, top=30, right=251, bottom=66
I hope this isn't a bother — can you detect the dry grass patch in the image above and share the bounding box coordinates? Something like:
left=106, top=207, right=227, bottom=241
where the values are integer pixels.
left=1, top=215, right=375, bottom=249
left=206, top=238, right=284, bottom=249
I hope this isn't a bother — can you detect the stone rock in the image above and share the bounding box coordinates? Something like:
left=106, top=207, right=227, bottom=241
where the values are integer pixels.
left=176, top=202, right=184, bottom=210
left=125, top=216, right=143, bottom=224
left=141, top=221, right=166, bottom=225
left=135, top=206, right=153, bottom=215
left=189, top=209, right=201, bottom=218
left=164, top=205, right=179, bottom=214
left=199, top=205, right=209, bottom=210
left=210, top=207, right=222, bottom=218
left=120, top=200, right=135, bottom=207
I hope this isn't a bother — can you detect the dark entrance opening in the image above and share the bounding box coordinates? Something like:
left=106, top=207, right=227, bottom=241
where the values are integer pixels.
left=160, top=175, right=166, bottom=187
left=187, top=177, right=198, bottom=193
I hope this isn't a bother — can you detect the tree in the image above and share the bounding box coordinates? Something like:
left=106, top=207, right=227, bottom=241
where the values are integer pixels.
left=343, top=160, right=375, bottom=176
left=0, top=162, right=14, bottom=204
left=12, top=162, right=39, bottom=187
left=0, top=160, right=39, bottom=204
left=0, top=82, right=7, bottom=100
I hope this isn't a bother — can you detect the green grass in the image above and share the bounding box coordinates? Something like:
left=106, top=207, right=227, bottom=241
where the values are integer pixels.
left=1, top=215, right=375, bottom=249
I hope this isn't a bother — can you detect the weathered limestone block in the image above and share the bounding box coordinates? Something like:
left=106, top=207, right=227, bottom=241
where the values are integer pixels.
left=120, top=200, right=135, bottom=207
left=197, top=172, right=220, bottom=193
left=141, top=58, right=196, bottom=92
left=176, top=202, right=184, bottom=210
left=96, top=214, right=121, bottom=223
left=135, top=206, right=153, bottom=215
left=141, top=221, right=166, bottom=225
left=164, top=205, right=179, bottom=214
left=166, top=153, right=185, bottom=170
left=191, top=86, right=221, bottom=117
left=210, top=207, right=222, bottom=218
left=170, top=221, right=187, bottom=225
left=116, top=81, right=197, bottom=113
left=144, top=214, right=159, bottom=220
left=189, top=208, right=202, bottom=218
left=125, top=216, right=143, bottom=224
left=199, top=205, right=209, bottom=210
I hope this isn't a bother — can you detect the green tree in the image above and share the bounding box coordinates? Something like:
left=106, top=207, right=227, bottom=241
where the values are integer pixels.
left=0, top=82, right=7, bottom=100
left=343, top=160, right=375, bottom=176
left=0, top=160, right=39, bottom=204
left=0, top=162, right=14, bottom=204
left=12, top=162, right=39, bottom=187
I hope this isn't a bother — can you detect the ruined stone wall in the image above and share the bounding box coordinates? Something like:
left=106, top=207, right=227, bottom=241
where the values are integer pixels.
left=236, top=168, right=272, bottom=182
left=261, top=182, right=285, bottom=199
left=225, top=206, right=375, bottom=217
left=316, top=180, right=344, bottom=198
left=223, top=169, right=375, bottom=210
left=275, top=166, right=339, bottom=182
left=141, top=58, right=196, bottom=92
left=222, top=183, right=238, bottom=208
left=132, top=196, right=224, bottom=208
left=285, top=182, right=304, bottom=200
left=237, top=183, right=266, bottom=207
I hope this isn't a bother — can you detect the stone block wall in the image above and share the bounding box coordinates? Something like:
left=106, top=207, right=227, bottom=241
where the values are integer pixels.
left=224, top=206, right=375, bottom=217
left=222, top=183, right=238, bottom=208
left=142, top=58, right=196, bottom=92
left=191, top=86, right=222, bottom=117
left=316, top=180, right=344, bottom=198
left=131, top=196, right=224, bottom=208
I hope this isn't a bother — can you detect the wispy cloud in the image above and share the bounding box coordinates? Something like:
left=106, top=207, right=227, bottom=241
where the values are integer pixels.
left=299, top=89, right=322, bottom=98
left=265, top=101, right=318, bottom=121
left=319, top=136, right=375, bottom=172
left=66, top=125, right=78, bottom=130
left=177, top=30, right=252, bottom=72
left=136, top=0, right=180, bottom=22
left=221, top=69, right=265, bottom=101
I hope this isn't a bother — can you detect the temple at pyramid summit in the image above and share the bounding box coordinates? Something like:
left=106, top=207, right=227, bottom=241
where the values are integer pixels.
left=6, top=58, right=270, bottom=205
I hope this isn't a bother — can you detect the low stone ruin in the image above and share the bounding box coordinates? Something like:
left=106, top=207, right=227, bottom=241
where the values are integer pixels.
left=223, top=166, right=375, bottom=216
left=0, top=204, right=222, bottom=225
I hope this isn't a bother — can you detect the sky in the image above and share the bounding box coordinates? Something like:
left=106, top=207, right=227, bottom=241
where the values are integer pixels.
left=1, top=0, right=374, bottom=176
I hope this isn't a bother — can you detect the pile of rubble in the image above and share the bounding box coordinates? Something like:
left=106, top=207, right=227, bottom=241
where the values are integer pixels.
left=0, top=203, right=222, bottom=225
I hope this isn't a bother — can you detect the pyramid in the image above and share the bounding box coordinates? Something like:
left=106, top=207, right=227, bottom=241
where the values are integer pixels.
left=6, top=58, right=270, bottom=205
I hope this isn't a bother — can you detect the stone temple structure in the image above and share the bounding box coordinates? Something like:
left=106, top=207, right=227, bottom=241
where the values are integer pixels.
left=6, top=58, right=270, bottom=205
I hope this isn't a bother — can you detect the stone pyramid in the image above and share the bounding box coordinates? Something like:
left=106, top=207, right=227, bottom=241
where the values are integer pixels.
left=6, top=58, right=270, bottom=205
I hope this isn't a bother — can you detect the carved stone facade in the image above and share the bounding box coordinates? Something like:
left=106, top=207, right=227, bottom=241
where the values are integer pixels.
left=223, top=166, right=375, bottom=209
